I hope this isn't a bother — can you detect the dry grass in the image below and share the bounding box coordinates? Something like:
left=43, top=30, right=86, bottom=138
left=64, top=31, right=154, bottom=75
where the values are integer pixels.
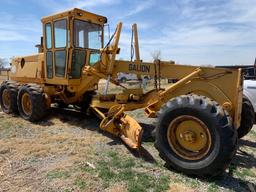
left=0, top=108, right=255, bottom=192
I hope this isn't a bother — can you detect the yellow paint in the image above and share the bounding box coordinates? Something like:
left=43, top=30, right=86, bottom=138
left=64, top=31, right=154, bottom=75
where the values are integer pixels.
left=3, top=8, right=243, bottom=151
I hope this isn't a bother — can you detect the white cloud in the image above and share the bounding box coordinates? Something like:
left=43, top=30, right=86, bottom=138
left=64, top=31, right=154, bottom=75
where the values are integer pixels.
left=36, top=0, right=121, bottom=12
left=129, top=0, right=256, bottom=65
left=122, top=22, right=151, bottom=30
left=0, top=30, right=29, bottom=41
left=1, top=0, right=255, bottom=65
left=121, top=0, right=155, bottom=18
left=0, top=12, right=41, bottom=42
left=74, top=0, right=121, bottom=8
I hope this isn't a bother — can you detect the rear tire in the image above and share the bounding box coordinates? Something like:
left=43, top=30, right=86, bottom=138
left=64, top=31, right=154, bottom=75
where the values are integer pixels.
left=0, top=81, right=19, bottom=114
left=17, top=84, right=47, bottom=122
left=237, top=96, right=255, bottom=138
left=155, top=95, right=238, bottom=177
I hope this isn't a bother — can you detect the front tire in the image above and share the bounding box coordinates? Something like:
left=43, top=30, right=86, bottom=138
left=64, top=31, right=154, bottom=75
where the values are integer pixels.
left=155, top=95, right=237, bottom=177
left=17, top=84, right=47, bottom=122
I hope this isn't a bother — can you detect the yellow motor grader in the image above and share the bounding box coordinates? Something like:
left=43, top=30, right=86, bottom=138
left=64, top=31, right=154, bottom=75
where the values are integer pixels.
left=0, top=8, right=254, bottom=177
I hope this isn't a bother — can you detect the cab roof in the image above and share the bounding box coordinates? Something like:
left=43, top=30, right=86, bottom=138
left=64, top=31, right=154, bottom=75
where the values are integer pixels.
left=41, top=8, right=107, bottom=25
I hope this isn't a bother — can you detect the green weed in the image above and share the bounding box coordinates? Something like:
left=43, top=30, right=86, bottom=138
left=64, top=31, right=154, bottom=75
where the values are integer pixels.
left=74, top=178, right=87, bottom=190
left=47, top=170, right=70, bottom=180
left=81, top=150, right=170, bottom=192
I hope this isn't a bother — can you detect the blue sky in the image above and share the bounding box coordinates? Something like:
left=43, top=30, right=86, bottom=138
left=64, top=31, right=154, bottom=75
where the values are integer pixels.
left=0, top=0, right=255, bottom=65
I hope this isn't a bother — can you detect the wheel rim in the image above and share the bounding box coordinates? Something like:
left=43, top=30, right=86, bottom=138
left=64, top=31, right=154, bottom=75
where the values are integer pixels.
left=2, top=89, right=11, bottom=109
left=21, top=93, right=32, bottom=116
left=167, top=115, right=212, bottom=160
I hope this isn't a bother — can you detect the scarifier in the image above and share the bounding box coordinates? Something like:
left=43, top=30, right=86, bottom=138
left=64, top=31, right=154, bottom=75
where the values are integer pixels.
left=0, top=8, right=253, bottom=177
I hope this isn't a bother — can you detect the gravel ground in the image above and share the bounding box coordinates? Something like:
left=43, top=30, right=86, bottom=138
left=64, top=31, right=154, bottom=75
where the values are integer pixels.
left=0, top=106, right=255, bottom=192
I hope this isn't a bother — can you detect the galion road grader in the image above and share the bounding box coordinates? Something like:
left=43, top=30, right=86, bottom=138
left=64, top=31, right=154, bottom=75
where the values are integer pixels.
left=0, top=8, right=254, bottom=177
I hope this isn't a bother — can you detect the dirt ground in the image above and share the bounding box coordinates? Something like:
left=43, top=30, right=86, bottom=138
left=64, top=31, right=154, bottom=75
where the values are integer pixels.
left=0, top=105, right=255, bottom=192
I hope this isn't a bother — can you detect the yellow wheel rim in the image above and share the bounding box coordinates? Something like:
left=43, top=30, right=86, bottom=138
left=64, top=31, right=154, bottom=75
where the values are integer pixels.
left=21, top=93, right=32, bottom=116
left=2, top=89, right=10, bottom=109
left=167, top=115, right=212, bottom=160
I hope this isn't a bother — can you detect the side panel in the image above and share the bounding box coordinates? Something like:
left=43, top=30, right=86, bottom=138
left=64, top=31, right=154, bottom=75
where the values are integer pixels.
left=112, top=60, right=243, bottom=128
left=10, top=54, right=45, bottom=83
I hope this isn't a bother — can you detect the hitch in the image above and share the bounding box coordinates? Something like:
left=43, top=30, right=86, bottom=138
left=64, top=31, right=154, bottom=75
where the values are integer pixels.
left=91, top=104, right=143, bottom=149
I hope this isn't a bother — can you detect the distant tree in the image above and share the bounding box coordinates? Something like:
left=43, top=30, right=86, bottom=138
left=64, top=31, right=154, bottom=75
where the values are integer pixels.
left=203, top=64, right=214, bottom=67
left=151, top=50, right=161, bottom=61
left=8, top=56, right=15, bottom=67
left=10, top=56, right=15, bottom=61
left=0, top=57, right=12, bottom=69
left=0, top=58, right=7, bottom=68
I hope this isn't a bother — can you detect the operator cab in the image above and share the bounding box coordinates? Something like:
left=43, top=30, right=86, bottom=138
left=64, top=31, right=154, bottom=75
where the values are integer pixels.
left=41, top=8, right=107, bottom=85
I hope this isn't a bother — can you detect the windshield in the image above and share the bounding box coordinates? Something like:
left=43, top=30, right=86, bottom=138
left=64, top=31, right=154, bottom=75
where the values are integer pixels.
left=73, top=19, right=102, bottom=49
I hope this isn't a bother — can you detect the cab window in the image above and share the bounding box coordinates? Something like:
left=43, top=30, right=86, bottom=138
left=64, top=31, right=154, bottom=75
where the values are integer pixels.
left=45, top=23, right=52, bottom=49
left=55, top=50, right=66, bottom=77
left=45, top=23, right=53, bottom=79
left=54, top=19, right=67, bottom=48
left=73, top=20, right=102, bottom=49
left=89, top=52, right=100, bottom=66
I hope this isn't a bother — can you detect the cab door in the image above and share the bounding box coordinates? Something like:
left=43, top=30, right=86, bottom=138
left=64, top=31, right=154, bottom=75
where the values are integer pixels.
left=44, top=19, right=68, bottom=84
left=45, top=22, right=53, bottom=79
left=70, top=19, right=102, bottom=79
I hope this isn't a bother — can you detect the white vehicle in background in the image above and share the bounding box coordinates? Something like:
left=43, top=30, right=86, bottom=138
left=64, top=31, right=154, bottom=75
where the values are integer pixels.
left=117, top=72, right=150, bottom=83
left=117, top=72, right=137, bottom=83
left=237, top=80, right=256, bottom=138
left=244, top=80, right=256, bottom=113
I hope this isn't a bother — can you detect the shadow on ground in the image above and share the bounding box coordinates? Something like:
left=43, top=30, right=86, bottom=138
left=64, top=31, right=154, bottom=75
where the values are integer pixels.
left=40, top=107, right=158, bottom=162
left=31, top=106, right=255, bottom=192
left=232, top=145, right=256, bottom=170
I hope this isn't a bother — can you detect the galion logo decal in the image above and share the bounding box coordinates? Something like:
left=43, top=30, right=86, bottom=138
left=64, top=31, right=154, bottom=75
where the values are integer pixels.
left=128, top=64, right=150, bottom=73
